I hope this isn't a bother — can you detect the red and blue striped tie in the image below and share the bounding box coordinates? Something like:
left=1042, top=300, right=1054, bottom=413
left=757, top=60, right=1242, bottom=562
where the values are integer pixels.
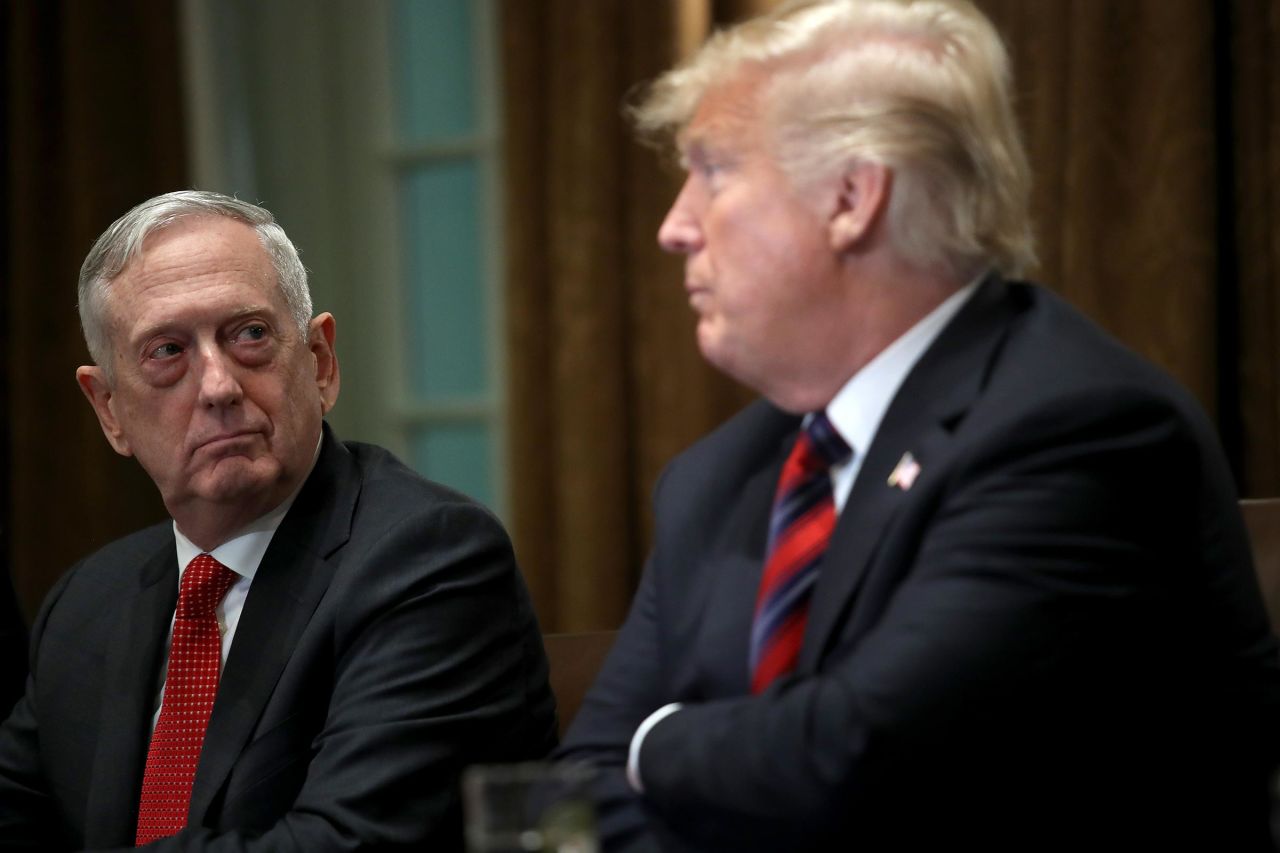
left=749, top=411, right=850, bottom=694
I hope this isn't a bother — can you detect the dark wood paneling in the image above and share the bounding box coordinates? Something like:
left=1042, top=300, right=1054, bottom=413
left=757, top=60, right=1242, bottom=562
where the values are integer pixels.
left=5, top=0, right=186, bottom=618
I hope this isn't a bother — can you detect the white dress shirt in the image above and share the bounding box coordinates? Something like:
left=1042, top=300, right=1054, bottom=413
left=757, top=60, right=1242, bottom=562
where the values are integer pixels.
left=151, top=438, right=321, bottom=728
left=626, top=277, right=982, bottom=793
left=825, top=278, right=979, bottom=511
left=171, top=496, right=295, bottom=666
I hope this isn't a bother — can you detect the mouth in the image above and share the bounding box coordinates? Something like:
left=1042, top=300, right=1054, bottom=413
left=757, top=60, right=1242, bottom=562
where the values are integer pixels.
left=194, top=431, right=262, bottom=455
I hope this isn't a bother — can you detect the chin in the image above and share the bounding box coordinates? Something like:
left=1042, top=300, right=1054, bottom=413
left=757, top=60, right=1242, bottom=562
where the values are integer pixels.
left=195, top=458, right=284, bottom=504
left=701, top=342, right=786, bottom=407
left=698, top=332, right=746, bottom=383
left=696, top=325, right=727, bottom=368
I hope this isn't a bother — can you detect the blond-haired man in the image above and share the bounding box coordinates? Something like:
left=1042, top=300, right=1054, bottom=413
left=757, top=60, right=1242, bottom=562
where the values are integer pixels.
left=557, top=1, right=1280, bottom=849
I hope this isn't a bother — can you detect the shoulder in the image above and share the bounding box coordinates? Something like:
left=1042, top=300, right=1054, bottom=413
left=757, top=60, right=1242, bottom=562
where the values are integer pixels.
left=30, top=520, right=172, bottom=637
left=315, top=442, right=538, bottom=657
left=636, top=400, right=799, bottom=562
left=945, top=282, right=1234, bottom=521
left=987, top=281, right=1213, bottom=436
left=57, top=521, right=172, bottom=590
left=663, top=399, right=797, bottom=486
left=651, top=400, right=795, bottom=511
left=335, top=439, right=515, bottom=564
left=341, top=440, right=503, bottom=522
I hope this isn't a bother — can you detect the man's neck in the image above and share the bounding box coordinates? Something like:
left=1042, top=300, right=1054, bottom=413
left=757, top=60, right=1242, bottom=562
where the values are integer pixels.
left=173, top=494, right=292, bottom=553
left=767, top=263, right=968, bottom=414
left=172, top=429, right=325, bottom=551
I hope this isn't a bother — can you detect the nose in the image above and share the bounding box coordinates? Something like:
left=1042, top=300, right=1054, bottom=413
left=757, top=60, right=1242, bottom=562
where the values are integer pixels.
left=657, top=178, right=704, bottom=255
left=195, top=344, right=244, bottom=408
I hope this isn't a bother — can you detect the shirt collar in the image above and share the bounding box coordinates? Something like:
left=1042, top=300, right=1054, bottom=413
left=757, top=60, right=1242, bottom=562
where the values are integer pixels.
left=173, top=431, right=323, bottom=579
left=823, top=274, right=982, bottom=460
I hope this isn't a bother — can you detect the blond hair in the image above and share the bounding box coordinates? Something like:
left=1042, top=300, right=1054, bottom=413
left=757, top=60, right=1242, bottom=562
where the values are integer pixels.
left=632, top=0, right=1036, bottom=279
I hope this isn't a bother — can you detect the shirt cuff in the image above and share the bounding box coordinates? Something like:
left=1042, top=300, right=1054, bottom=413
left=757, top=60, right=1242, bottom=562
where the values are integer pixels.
left=626, top=702, right=682, bottom=793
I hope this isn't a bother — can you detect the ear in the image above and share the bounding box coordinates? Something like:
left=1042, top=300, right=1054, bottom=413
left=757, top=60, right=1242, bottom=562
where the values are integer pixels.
left=75, top=366, right=133, bottom=457
left=828, top=160, right=891, bottom=253
left=308, top=313, right=341, bottom=413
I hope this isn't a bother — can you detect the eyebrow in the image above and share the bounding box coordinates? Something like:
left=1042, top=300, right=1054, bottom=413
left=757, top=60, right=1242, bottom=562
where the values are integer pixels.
left=678, top=125, right=715, bottom=156
left=130, top=305, right=276, bottom=349
left=678, top=131, right=724, bottom=165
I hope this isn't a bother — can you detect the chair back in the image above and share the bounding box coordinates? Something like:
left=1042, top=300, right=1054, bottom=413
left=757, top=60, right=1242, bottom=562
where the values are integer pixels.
left=543, top=630, right=618, bottom=737
left=1241, top=498, right=1280, bottom=631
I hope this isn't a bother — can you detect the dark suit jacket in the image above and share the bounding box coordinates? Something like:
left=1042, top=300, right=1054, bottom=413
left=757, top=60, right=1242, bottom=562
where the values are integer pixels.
left=558, top=279, right=1280, bottom=851
left=0, top=426, right=557, bottom=851
left=0, top=556, right=27, bottom=721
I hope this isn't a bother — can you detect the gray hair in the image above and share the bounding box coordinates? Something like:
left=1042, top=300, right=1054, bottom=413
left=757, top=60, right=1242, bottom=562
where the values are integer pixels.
left=78, top=190, right=312, bottom=370
left=631, top=0, right=1036, bottom=280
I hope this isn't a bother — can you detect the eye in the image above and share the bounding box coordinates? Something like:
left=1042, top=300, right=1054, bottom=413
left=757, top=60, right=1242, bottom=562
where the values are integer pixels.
left=681, top=149, right=720, bottom=180
left=148, top=342, right=183, bottom=360
left=234, top=324, right=268, bottom=343
left=697, top=159, right=730, bottom=193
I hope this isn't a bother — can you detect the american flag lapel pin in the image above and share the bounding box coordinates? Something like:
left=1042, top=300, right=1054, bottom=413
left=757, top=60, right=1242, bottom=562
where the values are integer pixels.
left=887, top=452, right=921, bottom=491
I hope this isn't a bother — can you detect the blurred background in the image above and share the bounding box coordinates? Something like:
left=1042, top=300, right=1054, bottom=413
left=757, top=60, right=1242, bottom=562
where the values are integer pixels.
left=2, top=0, right=1279, bottom=642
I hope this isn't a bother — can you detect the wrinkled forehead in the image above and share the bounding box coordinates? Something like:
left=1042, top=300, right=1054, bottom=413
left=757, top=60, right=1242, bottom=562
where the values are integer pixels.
left=104, top=217, right=279, bottom=320
left=133, top=214, right=263, bottom=263
left=113, top=216, right=271, bottom=291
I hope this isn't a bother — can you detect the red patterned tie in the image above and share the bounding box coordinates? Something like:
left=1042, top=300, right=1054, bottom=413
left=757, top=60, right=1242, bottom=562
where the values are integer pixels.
left=136, top=554, right=238, bottom=845
left=749, top=412, right=850, bottom=694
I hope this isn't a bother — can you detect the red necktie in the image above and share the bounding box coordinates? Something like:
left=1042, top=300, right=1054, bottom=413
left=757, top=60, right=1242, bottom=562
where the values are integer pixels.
left=136, top=554, right=238, bottom=845
left=749, top=412, right=850, bottom=694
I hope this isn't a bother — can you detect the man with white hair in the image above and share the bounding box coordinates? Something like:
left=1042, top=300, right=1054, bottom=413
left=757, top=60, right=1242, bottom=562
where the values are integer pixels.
left=0, top=191, right=557, bottom=850
left=557, top=1, right=1280, bottom=849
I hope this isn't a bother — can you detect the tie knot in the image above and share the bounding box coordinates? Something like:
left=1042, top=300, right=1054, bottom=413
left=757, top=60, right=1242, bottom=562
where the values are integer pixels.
left=800, top=410, right=851, bottom=470
left=177, top=554, right=237, bottom=619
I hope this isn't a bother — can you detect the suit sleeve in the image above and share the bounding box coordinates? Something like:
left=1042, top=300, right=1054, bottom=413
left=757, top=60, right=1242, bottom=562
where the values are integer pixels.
left=0, top=563, right=28, bottom=720
left=636, top=388, right=1279, bottom=840
left=553, top=544, right=667, bottom=852
left=0, top=568, right=76, bottom=850
left=121, top=499, right=556, bottom=852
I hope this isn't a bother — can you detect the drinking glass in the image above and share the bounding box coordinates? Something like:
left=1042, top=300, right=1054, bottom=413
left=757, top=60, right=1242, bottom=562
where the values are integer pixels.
left=462, top=762, right=598, bottom=853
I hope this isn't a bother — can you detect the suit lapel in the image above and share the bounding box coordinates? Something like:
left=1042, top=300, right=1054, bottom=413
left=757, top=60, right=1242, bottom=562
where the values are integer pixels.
left=800, top=278, right=1021, bottom=670
left=188, top=428, right=358, bottom=825
left=84, top=541, right=176, bottom=847
left=707, top=416, right=796, bottom=696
